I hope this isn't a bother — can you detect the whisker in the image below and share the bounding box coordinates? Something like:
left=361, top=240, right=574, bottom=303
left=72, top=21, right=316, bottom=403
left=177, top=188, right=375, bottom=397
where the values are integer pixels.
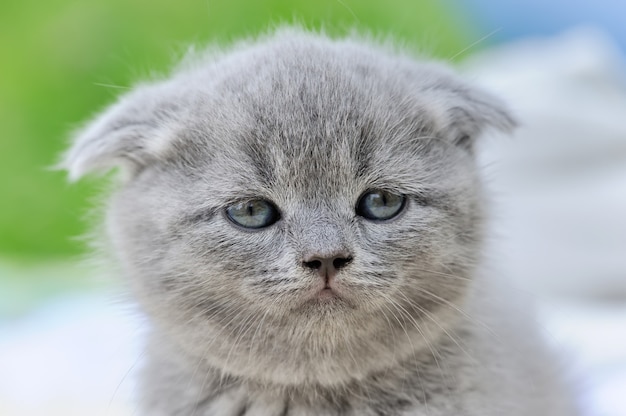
left=448, top=27, right=503, bottom=61
left=378, top=296, right=431, bottom=412
left=396, top=291, right=478, bottom=369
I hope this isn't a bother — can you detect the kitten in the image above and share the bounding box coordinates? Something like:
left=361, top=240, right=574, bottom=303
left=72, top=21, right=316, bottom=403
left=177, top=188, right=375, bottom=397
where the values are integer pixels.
left=63, top=28, right=576, bottom=415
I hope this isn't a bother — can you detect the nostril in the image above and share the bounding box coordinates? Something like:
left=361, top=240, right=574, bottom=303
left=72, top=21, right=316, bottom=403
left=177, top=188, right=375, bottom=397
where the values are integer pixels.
left=302, top=254, right=353, bottom=273
left=332, top=256, right=353, bottom=270
left=303, top=259, right=323, bottom=270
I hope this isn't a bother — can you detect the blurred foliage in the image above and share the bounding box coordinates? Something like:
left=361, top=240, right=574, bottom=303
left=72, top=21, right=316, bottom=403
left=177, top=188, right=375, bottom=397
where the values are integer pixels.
left=0, top=0, right=476, bottom=260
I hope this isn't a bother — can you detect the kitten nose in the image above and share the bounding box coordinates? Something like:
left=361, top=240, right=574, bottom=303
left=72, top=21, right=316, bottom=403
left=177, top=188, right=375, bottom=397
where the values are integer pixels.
left=302, top=252, right=353, bottom=280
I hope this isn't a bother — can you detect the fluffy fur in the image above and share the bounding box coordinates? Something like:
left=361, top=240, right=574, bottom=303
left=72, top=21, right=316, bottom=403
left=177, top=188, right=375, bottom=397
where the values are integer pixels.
left=63, top=29, right=576, bottom=415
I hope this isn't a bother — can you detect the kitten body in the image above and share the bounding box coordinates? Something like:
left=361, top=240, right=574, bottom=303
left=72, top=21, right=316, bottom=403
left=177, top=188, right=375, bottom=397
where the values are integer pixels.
left=64, top=29, right=576, bottom=415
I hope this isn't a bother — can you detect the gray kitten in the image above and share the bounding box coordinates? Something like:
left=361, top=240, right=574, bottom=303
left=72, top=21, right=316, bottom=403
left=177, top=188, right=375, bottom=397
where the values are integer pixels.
left=63, top=29, right=576, bottom=415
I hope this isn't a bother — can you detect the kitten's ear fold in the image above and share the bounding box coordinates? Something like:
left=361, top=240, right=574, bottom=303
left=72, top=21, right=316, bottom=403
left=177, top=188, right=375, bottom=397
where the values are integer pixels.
left=60, top=83, right=180, bottom=181
left=430, top=80, right=517, bottom=150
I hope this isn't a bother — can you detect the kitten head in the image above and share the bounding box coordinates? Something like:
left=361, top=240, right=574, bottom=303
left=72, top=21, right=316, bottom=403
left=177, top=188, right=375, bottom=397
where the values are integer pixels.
left=63, top=29, right=514, bottom=388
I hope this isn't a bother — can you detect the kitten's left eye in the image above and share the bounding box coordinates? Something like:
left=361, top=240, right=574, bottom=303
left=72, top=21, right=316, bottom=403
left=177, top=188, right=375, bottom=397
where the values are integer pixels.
left=226, top=200, right=280, bottom=229
left=356, top=190, right=406, bottom=221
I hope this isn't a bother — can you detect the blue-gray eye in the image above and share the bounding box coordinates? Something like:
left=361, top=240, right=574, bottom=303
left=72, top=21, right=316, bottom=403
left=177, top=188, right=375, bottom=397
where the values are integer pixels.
left=226, top=200, right=280, bottom=229
left=356, top=190, right=406, bottom=221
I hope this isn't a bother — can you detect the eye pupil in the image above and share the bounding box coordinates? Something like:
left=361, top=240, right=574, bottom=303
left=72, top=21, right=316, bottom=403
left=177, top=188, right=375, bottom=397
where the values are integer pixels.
left=356, top=190, right=405, bottom=221
left=226, top=199, right=280, bottom=229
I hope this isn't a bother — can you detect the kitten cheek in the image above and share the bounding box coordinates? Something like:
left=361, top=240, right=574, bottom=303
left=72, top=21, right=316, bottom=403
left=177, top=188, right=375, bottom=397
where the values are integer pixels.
left=242, top=272, right=300, bottom=297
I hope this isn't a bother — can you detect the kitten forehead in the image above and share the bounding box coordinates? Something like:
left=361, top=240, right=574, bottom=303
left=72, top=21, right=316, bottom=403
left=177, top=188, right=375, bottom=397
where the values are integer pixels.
left=177, top=38, right=451, bottom=199
left=195, top=106, right=432, bottom=203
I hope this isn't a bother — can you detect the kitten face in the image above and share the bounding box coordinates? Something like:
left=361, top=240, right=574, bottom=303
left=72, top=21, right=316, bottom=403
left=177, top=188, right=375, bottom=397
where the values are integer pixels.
left=64, top=29, right=514, bottom=387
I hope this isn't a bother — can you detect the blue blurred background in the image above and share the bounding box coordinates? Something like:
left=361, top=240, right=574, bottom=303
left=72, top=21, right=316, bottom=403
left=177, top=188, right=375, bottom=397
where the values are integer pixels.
left=456, top=0, right=626, bottom=50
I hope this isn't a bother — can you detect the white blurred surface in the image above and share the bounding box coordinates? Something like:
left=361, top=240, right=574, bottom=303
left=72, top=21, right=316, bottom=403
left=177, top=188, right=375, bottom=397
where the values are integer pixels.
left=0, top=295, right=143, bottom=416
left=2, top=27, right=626, bottom=415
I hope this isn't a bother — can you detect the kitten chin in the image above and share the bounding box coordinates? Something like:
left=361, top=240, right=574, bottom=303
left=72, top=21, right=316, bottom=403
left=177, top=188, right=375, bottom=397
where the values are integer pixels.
left=63, top=27, right=578, bottom=415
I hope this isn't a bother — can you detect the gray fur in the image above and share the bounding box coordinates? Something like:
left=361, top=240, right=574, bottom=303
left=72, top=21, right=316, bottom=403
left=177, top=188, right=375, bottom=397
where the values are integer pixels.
left=63, top=28, right=576, bottom=415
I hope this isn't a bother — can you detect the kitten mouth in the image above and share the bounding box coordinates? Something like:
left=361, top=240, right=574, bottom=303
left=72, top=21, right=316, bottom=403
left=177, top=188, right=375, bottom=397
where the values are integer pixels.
left=317, top=287, right=337, bottom=300
left=298, top=278, right=352, bottom=308
left=312, top=279, right=345, bottom=302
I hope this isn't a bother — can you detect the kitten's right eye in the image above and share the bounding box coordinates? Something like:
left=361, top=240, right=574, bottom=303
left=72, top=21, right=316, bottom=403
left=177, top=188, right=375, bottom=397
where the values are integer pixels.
left=225, top=200, right=280, bottom=229
left=356, top=189, right=406, bottom=221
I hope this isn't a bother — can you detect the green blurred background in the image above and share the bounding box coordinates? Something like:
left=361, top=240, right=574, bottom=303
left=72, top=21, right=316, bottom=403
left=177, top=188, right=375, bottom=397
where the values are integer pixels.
left=0, top=0, right=478, bottom=313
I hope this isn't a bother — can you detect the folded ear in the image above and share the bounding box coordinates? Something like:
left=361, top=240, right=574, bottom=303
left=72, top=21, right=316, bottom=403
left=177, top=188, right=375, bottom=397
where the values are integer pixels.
left=448, top=86, right=516, bottom=149
left=423, top=72, right=517, bottom=150
left=60, top=82, right=182, bottom=181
